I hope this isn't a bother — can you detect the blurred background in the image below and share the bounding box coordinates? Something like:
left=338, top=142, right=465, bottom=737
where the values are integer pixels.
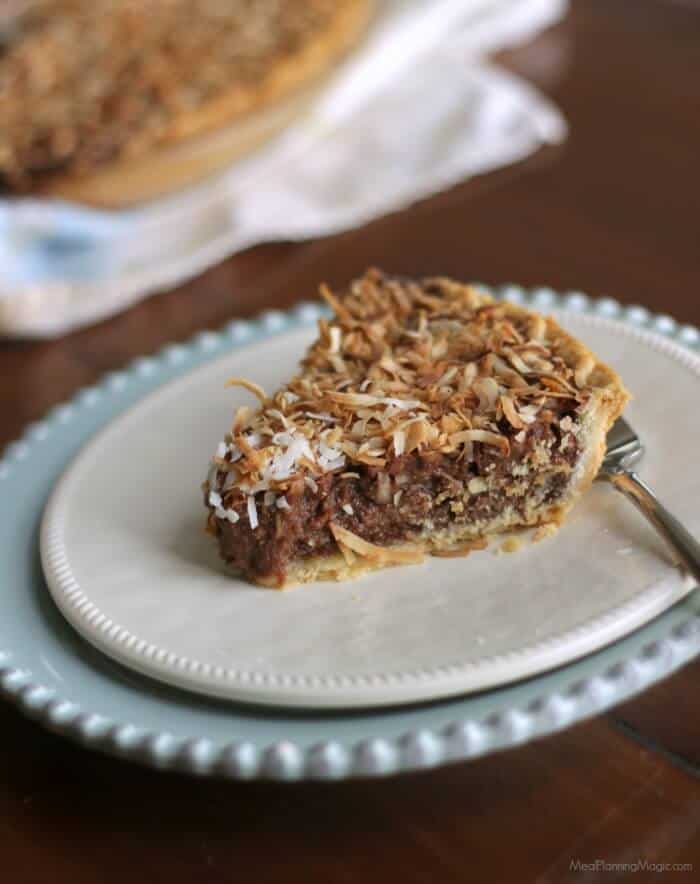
left=0, top=0, right=698, bottom=415
left=1, top=0, right=568, bottom=335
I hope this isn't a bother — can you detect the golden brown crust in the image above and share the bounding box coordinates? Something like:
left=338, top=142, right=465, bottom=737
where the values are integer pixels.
left=205, top=269, right=630, bottom=588
left=38, top=72, right=321, bottom=207
left=1, top=0, right=373, bottom=204
left=252, top=420, right=621, bottom=590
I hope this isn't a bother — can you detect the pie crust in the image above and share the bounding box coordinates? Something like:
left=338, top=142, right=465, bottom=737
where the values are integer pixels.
left=0, top=0, right=372, bottom=205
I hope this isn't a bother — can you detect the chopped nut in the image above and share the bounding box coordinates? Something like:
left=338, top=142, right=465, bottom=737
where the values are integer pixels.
left=560, top=416, right=574, bottom=432
left=533, top=522, right=559, bottom=542
left=501, top=394, right=526, bottom=430
left=467, top=477, right=488, bottom=495
left=500, top=536, right=522, bottom=553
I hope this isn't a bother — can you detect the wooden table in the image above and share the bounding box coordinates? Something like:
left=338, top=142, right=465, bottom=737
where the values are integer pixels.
left=1, top=1, right=699, bottom=880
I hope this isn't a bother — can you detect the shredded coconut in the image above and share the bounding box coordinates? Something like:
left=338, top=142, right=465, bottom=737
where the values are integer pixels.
left=247, top=496, right=258, bottom=529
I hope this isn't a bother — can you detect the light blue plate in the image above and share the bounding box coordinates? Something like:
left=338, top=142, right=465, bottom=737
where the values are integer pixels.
left=1, top=287, right=699, bottom=780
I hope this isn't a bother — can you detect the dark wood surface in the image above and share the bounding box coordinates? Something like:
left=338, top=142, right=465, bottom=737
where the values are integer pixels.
left=1, top=1, right=699, bottom=881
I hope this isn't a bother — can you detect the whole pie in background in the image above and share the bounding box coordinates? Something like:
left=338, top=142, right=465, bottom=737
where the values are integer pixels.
left=0, top=0, right=372, bottom=204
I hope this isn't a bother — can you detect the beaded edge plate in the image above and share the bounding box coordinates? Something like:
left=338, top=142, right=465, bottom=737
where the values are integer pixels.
left=1, top=285, right=699, bottom=779
left=39, top=302, right=697, bottom=708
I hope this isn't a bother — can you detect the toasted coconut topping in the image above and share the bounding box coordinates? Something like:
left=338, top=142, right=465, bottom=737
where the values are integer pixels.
left=574, top=354, right=596, bottom=389
left=500, top=395, right=526, bottom=430
left=225, top=377, right=268, bottom=403
left=205, top=269, right=599, bottom=517
left=449, top=429, right=510, bottom=456
left=329, top=524, right=424, bottom=564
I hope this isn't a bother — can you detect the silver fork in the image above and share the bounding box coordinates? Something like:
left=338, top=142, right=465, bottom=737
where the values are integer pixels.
left=598, top=416, right=700, bottom=584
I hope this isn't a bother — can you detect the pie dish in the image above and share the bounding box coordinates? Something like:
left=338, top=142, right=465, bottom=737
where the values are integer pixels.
left=0, top=0, right=372, bottom=204
left=204, top=270, right=629, bottom=587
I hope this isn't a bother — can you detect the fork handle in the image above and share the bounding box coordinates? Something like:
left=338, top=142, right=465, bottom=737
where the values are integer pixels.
left=603, top=469, right=700, bottom=585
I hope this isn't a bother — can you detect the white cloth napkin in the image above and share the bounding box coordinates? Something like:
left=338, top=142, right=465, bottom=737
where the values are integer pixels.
left=0, top=0, right=567, bottom=337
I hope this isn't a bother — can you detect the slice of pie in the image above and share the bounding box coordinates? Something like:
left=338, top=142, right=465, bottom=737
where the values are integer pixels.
left=204, top=269, right=629, bottom=588
left=0, top=0, right=372, bottom=203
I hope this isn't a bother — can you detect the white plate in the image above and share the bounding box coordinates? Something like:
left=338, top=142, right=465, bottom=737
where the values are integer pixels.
left=40, top=310, right=700, bottom=709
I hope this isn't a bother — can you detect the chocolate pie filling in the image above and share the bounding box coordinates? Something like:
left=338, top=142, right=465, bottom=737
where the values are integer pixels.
left=210, top=408, right=580, bottom=585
